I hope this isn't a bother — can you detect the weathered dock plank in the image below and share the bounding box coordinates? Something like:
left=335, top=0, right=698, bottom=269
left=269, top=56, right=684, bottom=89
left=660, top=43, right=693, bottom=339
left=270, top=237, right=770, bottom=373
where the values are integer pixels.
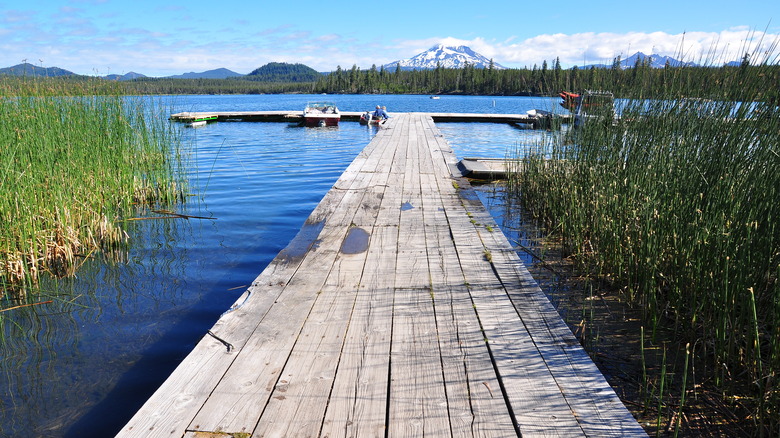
left=420, top=148, right=518, bottom=435
left=388, top=116, right=452, bottom=437
left=118, top=113, right=644, bottom=438
left=319, top=127, right=403, bottom=437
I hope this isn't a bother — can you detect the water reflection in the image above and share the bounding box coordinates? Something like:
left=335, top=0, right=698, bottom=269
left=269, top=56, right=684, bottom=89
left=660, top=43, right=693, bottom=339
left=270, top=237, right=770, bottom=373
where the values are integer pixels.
left=1, top=94, right=561, bottom=437
left=1, top=119, right=373, bottom=437
left=0, top=210, right=209, bottom=436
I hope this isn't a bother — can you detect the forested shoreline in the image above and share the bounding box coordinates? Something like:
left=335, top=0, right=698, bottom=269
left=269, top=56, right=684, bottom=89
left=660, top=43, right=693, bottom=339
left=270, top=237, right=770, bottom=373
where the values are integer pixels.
left=4, top=61, right=777, bottom=103
left=107, top=61, right=779, bottom=103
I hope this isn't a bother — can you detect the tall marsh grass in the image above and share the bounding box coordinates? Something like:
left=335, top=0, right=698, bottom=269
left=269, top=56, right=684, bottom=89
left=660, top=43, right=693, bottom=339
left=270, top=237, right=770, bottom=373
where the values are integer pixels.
left=510, top=51, right=780, bottom=433
left=0, top=77, right=184, bottom=292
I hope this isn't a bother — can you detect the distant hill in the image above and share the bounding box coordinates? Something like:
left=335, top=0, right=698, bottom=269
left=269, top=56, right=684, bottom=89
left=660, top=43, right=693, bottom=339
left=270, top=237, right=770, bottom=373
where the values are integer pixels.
left=383, top=45, right=506, bottom=71
left=104, top=72, right=147, bottom=81
left=245, top=62, right=322, bottom=82
left=0, top=63, right=77, bottom=77
left=166, top=68, right=244, bottom=79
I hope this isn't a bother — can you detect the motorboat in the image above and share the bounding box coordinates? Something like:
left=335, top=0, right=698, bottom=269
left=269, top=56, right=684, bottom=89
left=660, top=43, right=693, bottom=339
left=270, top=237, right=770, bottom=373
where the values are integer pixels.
left=303, top=101, right=340, bottom=127
left=359, top=111, right=384, bottom=125
left=526, top=109, right=552, bottom=117
left=559, top=91, right=580, bottom=110
left=573, top=90, right=616, bottom=128
left=561, top=90, right=613, bottom=113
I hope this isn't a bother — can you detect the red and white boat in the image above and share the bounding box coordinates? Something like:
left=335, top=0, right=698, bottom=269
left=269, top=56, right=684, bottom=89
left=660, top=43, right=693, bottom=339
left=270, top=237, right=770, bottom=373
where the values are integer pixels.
left=302, top=101, right=340, bottom=127
left=559, top=91, right=580, bottom=110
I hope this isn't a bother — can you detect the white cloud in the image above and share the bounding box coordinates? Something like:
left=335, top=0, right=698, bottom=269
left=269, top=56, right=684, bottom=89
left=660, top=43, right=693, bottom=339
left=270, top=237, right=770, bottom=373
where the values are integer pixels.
left=373, top=30, right=778, bottom=70
left=3, top=23, right=778, bottom=76
left=473, top=28, right=780, bottom=67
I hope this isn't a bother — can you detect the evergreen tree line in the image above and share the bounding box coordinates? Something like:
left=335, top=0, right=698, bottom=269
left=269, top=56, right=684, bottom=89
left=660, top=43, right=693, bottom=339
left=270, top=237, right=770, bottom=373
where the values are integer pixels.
left=310, top=61, right=779, bottom=102
left=105, top=61, right=779, bottom=103
left=120, top=77, right=316, bottom=94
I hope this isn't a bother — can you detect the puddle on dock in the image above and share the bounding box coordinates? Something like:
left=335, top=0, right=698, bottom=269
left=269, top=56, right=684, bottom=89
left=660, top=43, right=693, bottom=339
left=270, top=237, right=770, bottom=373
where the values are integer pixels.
left=340, top=227, right=369, bottom=254
left=278, top=219, right=326, bottom=263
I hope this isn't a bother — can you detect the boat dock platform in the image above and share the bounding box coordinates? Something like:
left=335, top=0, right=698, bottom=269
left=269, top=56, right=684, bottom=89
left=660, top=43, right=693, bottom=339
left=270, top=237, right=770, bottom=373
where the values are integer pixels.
left=118, top=113, right=644, bottom=437
left=170, top=110, right=570, bottom=126
left=456, top=157, right=524, bottom=179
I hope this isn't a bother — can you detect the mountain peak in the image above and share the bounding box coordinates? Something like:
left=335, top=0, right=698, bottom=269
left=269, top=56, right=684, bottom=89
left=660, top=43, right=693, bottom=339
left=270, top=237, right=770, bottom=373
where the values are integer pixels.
left=165, top=68, right=243, bottom=79
left=384, top=45, right=505, bottom=71
left=104, top=71, right=147, bottom=81
left=621, top=52, right=697, bottom=68
left=0, top=62, right=77, bottom=77
left=581, top=52, right=698, bottom=69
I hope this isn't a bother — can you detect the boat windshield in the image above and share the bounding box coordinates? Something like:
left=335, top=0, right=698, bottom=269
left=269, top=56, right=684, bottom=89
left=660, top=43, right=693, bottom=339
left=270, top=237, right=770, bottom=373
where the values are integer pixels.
left=306, top=102, right=338, bottom=113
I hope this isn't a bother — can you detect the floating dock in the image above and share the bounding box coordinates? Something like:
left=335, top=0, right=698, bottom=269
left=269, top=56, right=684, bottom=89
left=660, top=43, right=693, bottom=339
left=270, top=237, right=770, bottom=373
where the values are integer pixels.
left=456, top=157, right=523, bottom=179
left=118, top=113, right=644, bottom=437
left=170, top=110, right=570, bottom=126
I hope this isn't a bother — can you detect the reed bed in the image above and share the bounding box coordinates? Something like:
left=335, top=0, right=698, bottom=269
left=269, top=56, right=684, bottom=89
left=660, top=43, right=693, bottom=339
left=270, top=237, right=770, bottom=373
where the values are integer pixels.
left=0, top=77, right=184, bottom=293
left=509, top=53, right=780, bottom=433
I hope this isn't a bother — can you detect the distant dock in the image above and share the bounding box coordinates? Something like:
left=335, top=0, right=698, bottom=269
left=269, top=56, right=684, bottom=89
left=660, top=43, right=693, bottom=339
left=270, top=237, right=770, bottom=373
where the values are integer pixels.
left=170, top=110, right=571, bottom=126
left=119, top=113, right=643, bottom=437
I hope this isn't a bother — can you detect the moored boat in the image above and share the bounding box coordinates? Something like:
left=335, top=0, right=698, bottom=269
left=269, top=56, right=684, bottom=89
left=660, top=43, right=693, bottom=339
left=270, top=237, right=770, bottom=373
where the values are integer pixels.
left=573, top=90, right=616, bottom=128
left=526, top=109, right=552, bottom=117
left=561, top=90, right=614, bottom=114
left=359, top=111, right=383, bottom=125
left=303, top=101, right=340, bottom=127
left=186, top=115, right=217, bottom=127
left=559, top=91, right=580, bottom=110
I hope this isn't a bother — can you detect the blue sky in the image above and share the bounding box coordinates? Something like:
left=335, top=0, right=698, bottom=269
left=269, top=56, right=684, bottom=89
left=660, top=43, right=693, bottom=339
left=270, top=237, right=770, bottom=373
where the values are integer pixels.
left=1, top=0, right=778, bottom=76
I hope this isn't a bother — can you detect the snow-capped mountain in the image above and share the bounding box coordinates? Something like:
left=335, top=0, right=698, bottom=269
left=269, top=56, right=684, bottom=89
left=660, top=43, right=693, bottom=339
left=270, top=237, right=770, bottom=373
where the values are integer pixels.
left=582, top=52, right=698, bottom=69
left=383, top=44, right=506, bottom=71
left=621, top=52, right=697, bottom=68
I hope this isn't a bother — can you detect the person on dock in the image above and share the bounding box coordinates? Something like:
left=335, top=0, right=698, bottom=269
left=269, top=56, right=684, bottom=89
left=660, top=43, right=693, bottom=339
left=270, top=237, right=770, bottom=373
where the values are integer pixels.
left=373, top=105, right=389, bottom=121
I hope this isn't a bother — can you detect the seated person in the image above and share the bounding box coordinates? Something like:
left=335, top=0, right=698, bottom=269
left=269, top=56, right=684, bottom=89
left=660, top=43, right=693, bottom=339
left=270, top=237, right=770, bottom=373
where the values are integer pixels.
left=373, top=105, right=389, bottom=120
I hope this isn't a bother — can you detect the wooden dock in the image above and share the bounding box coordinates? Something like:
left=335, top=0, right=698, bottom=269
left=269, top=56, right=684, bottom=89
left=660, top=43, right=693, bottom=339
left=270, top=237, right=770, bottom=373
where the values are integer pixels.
left=170, top=110, right=570, bottom=126
left=118, top=113, right=644, bottom=437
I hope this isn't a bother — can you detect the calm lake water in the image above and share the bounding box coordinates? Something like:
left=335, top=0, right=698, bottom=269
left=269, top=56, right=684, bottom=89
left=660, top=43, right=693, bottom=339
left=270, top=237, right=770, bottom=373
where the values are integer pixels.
left=0, top=94, right=561, bottom=437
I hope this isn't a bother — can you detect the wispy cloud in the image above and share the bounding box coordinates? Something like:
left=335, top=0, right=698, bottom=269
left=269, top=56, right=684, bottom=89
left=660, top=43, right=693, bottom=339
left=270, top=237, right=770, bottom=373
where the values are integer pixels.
left=2, top=9, right=35, bottom=23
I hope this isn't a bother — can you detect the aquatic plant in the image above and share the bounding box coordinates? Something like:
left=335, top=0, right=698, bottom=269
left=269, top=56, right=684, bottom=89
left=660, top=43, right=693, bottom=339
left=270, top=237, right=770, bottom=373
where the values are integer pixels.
left=0, top=77, right=185, bottom=293
left=508, top=45, right=780, bottom=433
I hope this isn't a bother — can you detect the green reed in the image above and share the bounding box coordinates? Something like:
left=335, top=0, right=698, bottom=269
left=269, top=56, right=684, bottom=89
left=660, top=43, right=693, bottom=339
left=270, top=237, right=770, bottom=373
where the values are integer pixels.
left=656, top=347, right=667, bottom=437
left=508, top=49, right=780, bottom=432
left=674, top=343, right=691, bottom=437
left=0, top=77, right=184, bottom=291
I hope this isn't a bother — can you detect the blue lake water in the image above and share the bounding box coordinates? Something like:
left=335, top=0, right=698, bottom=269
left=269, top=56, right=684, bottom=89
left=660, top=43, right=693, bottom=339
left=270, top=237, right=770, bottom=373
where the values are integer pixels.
left=0, top=94, right=562, bottom=437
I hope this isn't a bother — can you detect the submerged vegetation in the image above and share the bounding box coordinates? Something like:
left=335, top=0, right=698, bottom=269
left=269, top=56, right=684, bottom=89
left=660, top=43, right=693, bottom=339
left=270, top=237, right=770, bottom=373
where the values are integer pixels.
left=0, top=77, right=184, bottom=294
left=508, top=47, right=780, bottom=434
